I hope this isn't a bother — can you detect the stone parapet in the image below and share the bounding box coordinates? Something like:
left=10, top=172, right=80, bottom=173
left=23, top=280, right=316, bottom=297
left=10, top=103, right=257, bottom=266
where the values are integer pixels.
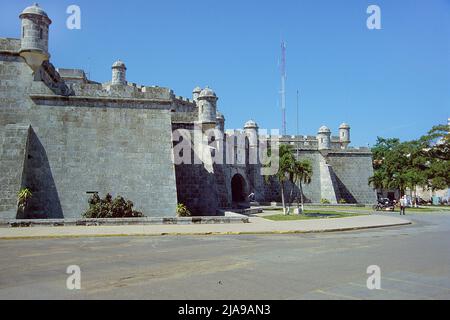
left=0, top=38, right=21, bottom=53
left=29, top=94, right=173, bottom=110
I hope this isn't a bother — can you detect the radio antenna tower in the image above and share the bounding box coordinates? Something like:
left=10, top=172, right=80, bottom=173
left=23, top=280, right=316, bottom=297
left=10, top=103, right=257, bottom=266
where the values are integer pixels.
left=280, top=41, right=287, bottom=136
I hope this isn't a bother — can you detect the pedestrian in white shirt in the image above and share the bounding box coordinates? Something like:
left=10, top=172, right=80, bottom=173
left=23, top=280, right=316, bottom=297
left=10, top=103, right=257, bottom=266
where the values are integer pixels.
left=399, top=196, right=407, bottom=215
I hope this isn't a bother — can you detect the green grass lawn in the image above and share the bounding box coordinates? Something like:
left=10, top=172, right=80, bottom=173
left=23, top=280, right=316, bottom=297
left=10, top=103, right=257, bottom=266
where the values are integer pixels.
left=263, top=205, right=449, bottom=216
left=310, top=206, right=446, bottom=212
left=264, top=210, right=361, bottom=221
left=308, top=206, right=371, bottom=211
left=270, top=205, right=373, bottom=211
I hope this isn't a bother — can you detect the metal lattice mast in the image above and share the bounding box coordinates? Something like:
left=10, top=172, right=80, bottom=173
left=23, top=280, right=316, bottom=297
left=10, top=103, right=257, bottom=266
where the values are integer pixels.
left=296, top=89, right=299, bottom=137
left=280, top=41, right=287, bottom=136
left=296, top=89, right=300, bottom=159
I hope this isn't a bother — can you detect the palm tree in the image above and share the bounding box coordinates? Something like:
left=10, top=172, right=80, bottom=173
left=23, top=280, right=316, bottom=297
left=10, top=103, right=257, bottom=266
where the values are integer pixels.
left=264, top=144, right=296, bottom=215
left=292, top=160, right=313, bottom=214
left=264, top=145, right=313, bottom=215
left=368, top=171, right=386, bottom=191
left=278, top=145, right=296, bottom=215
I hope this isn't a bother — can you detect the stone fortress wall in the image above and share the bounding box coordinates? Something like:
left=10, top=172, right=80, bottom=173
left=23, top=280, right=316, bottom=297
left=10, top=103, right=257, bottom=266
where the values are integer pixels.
left=0, top=4, right=178, bottom=219
left=0, top=4, right=377, bottom=219
left=262, top=138, right=376, bottom=205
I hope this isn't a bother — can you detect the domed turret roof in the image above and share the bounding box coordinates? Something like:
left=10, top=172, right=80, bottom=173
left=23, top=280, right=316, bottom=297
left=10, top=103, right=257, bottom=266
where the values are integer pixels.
left=318, top=125, right=331, bottom=133
left=244, top=120, right=258, bottom=129
left=199, top=87, right=217, bottom=99
left=20, top=3, right=51, bottom=24
left=339, top=123, right=350, bottom=129
left=193, top=86, right=202, bottom=94
left=21, top=3, right=49, bottom=18
left=112, top=60, right=126, bottom=68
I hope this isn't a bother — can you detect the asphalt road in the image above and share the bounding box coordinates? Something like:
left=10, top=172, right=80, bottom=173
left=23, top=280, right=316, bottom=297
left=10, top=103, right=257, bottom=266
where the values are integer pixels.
left=0, top=212, right=449, bottom=300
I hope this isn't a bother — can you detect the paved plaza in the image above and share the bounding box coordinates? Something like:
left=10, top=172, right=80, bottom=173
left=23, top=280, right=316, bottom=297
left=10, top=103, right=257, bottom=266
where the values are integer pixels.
left=0, top=213, right=410, bottom=239
left=0, top=212, right=449, bottom=300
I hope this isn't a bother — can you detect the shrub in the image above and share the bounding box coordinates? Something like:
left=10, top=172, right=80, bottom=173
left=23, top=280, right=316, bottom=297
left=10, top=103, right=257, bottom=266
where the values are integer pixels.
left=83, top=193, right=144, bottom=218
left=339, top=199, right=347, bottom=204
left=17, top=188, right=32, bottom=212
left=320, top=198, right=331, bottom=204
left=177, top=203, right=191, bottom=217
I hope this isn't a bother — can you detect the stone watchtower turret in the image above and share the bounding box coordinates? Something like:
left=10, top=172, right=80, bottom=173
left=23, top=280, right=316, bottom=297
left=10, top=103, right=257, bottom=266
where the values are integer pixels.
left=244, top=120, right=259, bottom=165
left=339, top=123, right=351, bottom=149
left=197, top=87, right=218, bottom=130
left=192, top=86, right=202, bottom=102
left=111, top=60, right=127, bottom=85
left=317, top=126, right=332, bottom=151
left=19, top=3, right=52, bottom=72
left=244, top=120, right=259, bottom=148
left=216, top=112, right=225, bottom=133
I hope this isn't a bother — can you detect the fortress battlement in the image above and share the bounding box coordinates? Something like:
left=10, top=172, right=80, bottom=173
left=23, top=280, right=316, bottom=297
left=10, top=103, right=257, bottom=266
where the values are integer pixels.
left=66, top=82, right=174, bottom=101
left=56, top=68, right=88, bottom=83
left=174, top=96, right=194, bottom=104
left=0, top=38, right=21, bottom=53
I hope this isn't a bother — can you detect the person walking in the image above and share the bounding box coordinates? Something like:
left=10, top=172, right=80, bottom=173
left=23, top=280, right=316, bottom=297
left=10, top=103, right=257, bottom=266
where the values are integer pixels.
left=399, top=195, right=406, bottom=215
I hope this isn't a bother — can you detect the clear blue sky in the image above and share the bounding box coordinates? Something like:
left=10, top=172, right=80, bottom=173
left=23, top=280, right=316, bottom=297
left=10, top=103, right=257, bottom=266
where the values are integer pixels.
left=1, top=0, right=449, bottom=146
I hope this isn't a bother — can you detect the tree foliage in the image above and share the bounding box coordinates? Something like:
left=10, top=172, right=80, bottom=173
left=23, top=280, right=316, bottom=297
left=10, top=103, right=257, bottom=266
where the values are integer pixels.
left=265, top=144, right=313, bottom=214
left=17, top=188, right=32, bottom=212
left=419, top=124, right=450, bottom=191
left=176, top=203, right=192, bottom=217
left=291, top=159, right=313, bottom=214
left=369, top=123, right=450, bottom=195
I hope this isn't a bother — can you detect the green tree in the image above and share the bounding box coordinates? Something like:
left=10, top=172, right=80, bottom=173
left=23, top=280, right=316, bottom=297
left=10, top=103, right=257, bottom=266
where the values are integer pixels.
left=370, top=124, right=449, bottom=200
left=265, top=144, right=296, bottom=215
left=420, top=124, right=450, bottom=161
left=370, top=138, right=421, bottom=196
left=399, top=140, right=428, bottom=200
left=292, top=160, right=313, bottom=214
left=278, top=145, right=297, bottom=215
left=370, top=137, right=409, bottom=196
left=368, top=170, right=387, bottom=191
left=264, top=145, right=314, bottom=215
left=419, top=124, right=450, bottom=191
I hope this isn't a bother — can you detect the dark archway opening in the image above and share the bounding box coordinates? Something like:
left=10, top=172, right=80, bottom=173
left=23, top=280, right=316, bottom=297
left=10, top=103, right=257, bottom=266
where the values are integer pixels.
left=231, top=174, right=246, bottom=203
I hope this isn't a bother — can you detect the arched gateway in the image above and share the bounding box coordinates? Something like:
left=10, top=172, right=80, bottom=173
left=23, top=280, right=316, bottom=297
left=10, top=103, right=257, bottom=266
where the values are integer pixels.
left=231, top=174, right=247, bottom=203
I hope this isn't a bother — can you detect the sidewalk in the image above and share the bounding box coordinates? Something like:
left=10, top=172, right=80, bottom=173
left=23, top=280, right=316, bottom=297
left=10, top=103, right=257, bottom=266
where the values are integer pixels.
left=0, top=215, right=411, bottom=240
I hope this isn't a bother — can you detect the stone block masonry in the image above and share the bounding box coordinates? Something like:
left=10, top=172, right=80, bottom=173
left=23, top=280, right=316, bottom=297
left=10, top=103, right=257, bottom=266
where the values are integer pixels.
left=326, top=151, right=377, bottom=204
left=20, top=105, right=178, bottom=218
left=263, top=150, right=376, bottom=204
left=0, top=43, right=178, bottom=219
left=0, top=125, right=30, bottom=219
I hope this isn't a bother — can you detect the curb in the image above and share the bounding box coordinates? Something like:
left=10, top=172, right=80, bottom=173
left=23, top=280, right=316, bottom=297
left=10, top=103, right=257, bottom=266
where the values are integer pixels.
left=0, top=221, right=412, bottom=240
left=0, top=216, right=249, bottom=228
